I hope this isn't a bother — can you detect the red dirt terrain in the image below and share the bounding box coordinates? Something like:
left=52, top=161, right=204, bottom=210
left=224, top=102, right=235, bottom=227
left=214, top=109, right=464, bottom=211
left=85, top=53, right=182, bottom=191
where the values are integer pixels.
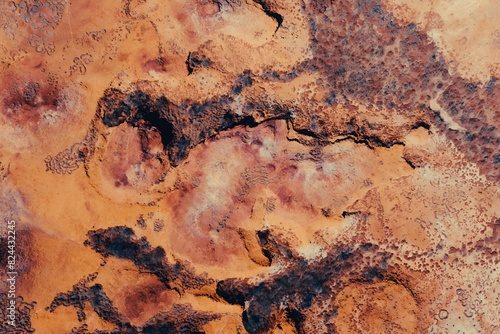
left=0, top=0, right=499, bottom=333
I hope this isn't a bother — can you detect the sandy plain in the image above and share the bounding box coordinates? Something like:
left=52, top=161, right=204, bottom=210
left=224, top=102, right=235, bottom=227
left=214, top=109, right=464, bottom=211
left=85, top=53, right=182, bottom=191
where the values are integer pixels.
left=0, top=0, right=499, bottom=333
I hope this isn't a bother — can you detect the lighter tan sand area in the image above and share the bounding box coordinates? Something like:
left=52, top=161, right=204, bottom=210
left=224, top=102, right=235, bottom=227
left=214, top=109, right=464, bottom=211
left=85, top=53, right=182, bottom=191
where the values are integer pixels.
left=1, top=0, right=499, bottom=333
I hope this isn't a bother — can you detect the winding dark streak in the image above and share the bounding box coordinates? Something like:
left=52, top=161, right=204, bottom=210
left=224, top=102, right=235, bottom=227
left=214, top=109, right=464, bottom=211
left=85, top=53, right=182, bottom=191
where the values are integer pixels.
left=50, top=228, right=221, bottom=333
left=252, top=0, right=283, bottom=34
left=45, top=0, right=500, bottom=331
left=217, top=231, right=395, bottom=333
left=299, top=0, right=499, bottom=180
left=84, top=226, right=214, bottom=291
left=100, top=0, right=498, bottom=179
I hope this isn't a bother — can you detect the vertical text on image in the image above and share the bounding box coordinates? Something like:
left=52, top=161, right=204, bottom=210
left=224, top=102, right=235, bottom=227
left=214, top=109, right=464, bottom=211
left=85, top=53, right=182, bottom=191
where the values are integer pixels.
left=6, top=219, right=17, bottom=327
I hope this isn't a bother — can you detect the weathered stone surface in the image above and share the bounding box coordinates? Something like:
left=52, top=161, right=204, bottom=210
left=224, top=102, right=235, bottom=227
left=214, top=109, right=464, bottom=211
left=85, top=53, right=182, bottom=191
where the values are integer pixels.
left=0, top=0, right=499, bottom=333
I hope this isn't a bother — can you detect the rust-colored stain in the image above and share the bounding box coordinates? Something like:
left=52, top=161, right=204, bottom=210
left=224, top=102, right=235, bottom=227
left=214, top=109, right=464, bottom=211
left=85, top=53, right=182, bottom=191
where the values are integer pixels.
left=0, top=0, right=499, bottom=333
